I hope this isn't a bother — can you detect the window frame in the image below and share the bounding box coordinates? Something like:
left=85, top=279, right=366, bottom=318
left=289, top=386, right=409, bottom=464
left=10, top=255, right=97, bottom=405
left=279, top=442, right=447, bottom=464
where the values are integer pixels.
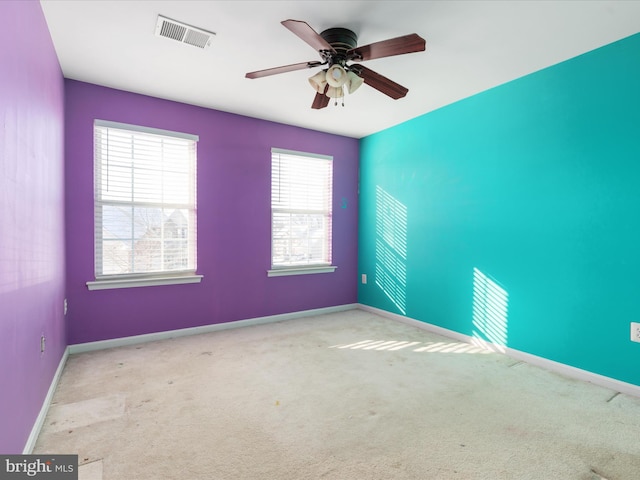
left=268, top=147, right=337, bottom=277
left=87, top=120, right=202, bottom=290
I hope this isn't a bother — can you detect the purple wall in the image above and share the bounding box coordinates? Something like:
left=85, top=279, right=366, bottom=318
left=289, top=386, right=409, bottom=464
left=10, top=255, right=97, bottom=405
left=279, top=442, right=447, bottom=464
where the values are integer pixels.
left=0, top=1, right=66, bottom=453
left=65, top=80, right=359, bottom=344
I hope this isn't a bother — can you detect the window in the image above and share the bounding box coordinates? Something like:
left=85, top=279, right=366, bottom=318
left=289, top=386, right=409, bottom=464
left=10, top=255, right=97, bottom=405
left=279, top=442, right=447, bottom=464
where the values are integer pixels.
left=269, top=148, right=336, bottom=277
left=87, top=120, right=201, bottom=290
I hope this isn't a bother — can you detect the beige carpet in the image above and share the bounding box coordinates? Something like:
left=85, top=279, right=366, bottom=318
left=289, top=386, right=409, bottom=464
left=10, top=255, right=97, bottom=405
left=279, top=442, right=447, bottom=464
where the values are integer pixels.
left=34, top=309, right=640, bottom=479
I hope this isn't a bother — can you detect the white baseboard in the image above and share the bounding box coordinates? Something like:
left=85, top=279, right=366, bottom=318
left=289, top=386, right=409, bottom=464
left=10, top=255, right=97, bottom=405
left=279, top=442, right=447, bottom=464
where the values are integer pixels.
left=69, top=303, right=359, bottom=354
left=23, top=347, right=69, bottom=454
left=359, top=304, right=640, bottom=399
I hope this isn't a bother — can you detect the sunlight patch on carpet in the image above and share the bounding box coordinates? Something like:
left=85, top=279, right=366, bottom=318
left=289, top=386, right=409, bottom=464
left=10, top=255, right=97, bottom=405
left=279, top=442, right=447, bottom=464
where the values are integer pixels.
left=330, top=339, right=491, bottom=354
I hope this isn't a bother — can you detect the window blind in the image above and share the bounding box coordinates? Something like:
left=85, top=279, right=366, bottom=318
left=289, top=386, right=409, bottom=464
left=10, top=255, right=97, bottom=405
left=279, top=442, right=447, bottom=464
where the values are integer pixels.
left=271, top=148, right=333, bottom=268
left=94, top=121, right=197, bottom=278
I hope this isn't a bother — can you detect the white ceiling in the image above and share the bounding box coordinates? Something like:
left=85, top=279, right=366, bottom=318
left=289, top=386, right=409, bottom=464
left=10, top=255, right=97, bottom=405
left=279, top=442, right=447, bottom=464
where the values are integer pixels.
left=40, top=1, right=640, bottom=139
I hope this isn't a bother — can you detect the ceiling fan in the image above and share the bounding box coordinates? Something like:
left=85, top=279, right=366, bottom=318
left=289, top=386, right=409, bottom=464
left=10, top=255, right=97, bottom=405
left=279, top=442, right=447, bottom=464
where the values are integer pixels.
left=245, top=20, right=426, bottom=109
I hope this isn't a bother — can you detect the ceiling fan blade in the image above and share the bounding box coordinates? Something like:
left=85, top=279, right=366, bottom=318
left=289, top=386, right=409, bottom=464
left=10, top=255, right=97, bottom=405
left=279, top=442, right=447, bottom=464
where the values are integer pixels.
left=311, top=92, right=330, bottom=110
left=246, top=61, right=322, bottom=79
left=352, top=65, right=408, bottom=99
left=311, top=84, right=330, bottom=109
left=282, top=19, right=335, bottom=53
left=348, top=33, right=425, bottom=62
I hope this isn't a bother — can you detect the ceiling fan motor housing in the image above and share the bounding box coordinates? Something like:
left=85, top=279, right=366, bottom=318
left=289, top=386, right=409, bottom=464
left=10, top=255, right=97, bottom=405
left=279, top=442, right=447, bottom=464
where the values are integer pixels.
left=320, top=27, right=358, bottom=65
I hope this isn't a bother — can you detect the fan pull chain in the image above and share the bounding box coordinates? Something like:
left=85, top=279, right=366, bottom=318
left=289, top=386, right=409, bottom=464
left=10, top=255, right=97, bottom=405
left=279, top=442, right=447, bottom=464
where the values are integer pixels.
left=334, top=86, right=345, bottom=107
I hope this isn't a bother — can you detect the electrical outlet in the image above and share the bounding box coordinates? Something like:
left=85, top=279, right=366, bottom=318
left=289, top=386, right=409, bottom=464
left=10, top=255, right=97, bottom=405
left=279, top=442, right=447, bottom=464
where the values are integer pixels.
left=631, top=322, right=640, bottom=343
left=64, top=298, right=68, bottom=315
left=361, top=274, right=367, bottom=284
left=40, top=335, right=46, bottom=353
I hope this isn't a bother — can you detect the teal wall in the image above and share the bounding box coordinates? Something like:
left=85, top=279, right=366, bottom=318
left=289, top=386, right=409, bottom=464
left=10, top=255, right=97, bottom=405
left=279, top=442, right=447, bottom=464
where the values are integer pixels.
left=358, top=33, right=640, bottom=386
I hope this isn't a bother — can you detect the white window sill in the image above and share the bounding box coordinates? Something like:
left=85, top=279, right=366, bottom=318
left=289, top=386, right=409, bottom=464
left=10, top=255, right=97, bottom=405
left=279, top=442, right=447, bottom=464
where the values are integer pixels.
left=267, top=266, right=337, bottom=277
left=87, top=274, right=203, bottom=290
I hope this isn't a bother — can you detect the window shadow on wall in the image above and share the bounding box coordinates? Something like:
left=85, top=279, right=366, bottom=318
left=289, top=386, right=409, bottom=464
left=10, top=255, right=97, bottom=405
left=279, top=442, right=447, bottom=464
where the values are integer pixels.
left=375, top=186, right=408, bottom=314
left=471, top=268, right=509, bottom=353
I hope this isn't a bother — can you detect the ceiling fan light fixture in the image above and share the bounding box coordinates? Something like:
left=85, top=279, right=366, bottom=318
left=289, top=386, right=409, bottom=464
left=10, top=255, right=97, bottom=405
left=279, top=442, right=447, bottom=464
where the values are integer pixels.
left=325, top=86, right=344, bottom=98
left=308, top=70, right=328, bottom=93
left=326, top=64, right=347, bottom=88
left=346, top=70, right=364, bottom=94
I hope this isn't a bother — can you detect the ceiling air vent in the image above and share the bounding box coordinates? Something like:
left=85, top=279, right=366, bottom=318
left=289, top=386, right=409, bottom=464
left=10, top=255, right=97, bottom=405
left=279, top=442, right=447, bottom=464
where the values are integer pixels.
left=155, top=15, right=215, bottom=49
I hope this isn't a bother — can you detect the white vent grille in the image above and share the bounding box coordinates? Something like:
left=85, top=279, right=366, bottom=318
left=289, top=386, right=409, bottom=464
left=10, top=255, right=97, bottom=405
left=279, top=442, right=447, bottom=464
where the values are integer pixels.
left=155, top=15, right=215, bottom=49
